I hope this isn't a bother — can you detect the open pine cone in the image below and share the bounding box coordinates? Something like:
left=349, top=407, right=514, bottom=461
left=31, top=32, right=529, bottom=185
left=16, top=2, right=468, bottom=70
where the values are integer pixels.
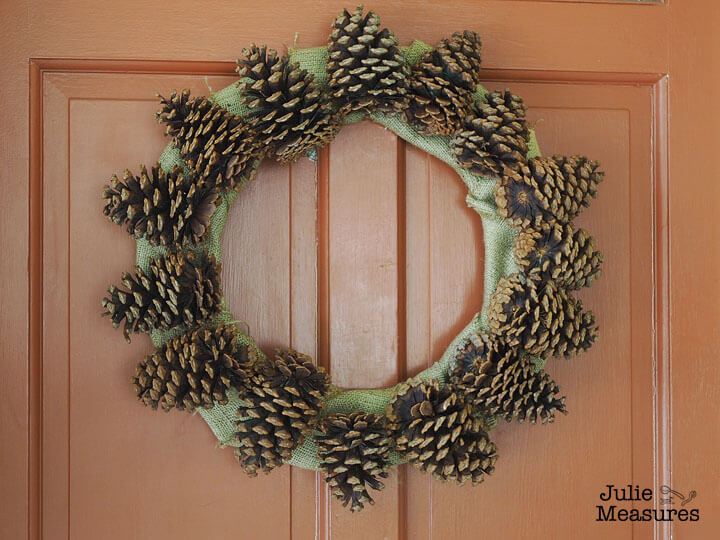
left=450, top=333, right=567, bottom=424
left=405, top=31, right=482, bottom=135
left=488, top=274, right=598, bottom=357
left=495, top=156, right=604, bottom=228
left=386, top=378, right=497, bottom=485
left=327, top=5, right=409, bottom=113
left=102, top=164, right=220, bottom=247
left=514, top=223, right=603, bottom=290
left=435, top=30, right=483, bottom=90
left=552, top=155, right=604, bottom=221
left=237, top=45, right=341, bottom=162
left=132, top=323, right=254, bottom=412
left=156, top=89, right=262, bottom=191
left=102, top=249, right=222, bottom=342
left=494, top=162, right=554, bottom=230
left=452, top=89, right=529, bottom=177
left=317, top=412, right=393, bottom=512
left=234, top=349, right=329, bottom=476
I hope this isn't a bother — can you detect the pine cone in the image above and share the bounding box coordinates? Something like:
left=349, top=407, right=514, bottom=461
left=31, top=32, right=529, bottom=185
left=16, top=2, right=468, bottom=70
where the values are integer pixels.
left=405, top=31, right=482, bottom=135
left=449, top=334, right=567, bottom=424
left=515, top=223, right=603, bottom=290
left=452, top=90, right=529, bottom=177
left=488, top=274, right=598, bottom=357
left=102, top=164, right=219, bottom=247
left=496, top=156, right=604, bottom=229
left=317, top=412, right=393, bottom=512
left=156, top=90, right=261, bottom=191
left=132, top=323, right=253, bottom=412
left=436, top=31, right=483, bottom=90
left=552, top=155, right=604, bottom=221
left=494, top=163, right=553, bottom=229
left=386, top=379, right=497, bottom=485
left=102, top=250, right=222, bottom=342
left=327, top=5, right=409, bottom=113
left=234, top=349, right=329, bottom=476
left=237, top=45, right=341, bottom=162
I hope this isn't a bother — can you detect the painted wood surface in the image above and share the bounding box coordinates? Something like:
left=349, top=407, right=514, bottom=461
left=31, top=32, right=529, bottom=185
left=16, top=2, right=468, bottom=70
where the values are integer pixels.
left=2, top=1, right=719, bottom=539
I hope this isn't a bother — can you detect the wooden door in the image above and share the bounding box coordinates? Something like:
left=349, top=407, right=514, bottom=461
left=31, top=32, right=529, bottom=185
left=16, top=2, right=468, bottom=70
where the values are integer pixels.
left=2, top=1, right=719, bottom=539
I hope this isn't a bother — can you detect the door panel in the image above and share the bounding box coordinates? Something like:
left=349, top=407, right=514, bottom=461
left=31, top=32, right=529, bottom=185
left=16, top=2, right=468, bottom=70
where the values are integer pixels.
left=421, top=79, right=657, bottom=540
left=3, top=1, right=719, bottom=539
left=41, top=73, right=294, bottom=539
left=35, top=68, right=657, bottom=540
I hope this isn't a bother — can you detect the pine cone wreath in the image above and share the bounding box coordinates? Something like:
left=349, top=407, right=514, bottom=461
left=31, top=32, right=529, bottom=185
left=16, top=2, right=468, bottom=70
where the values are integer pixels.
left=132, top=323, right=254, bottom=412
left=515, top=223, right=603, bottom=290
left=452, top=90, right=529, bottom=177
left=449, top=334, right=567, bottom=424
left=317, top=412, right=393, bottom=512
left=237, top=45, right=341, bottom=163
left=102, top=249, right=222, bottom=342
left=156, top=89, right=262, bottom=191
left=405, top=31, right=482, bottom=135
left=102, top=164, right=220, bottom=247
left=386, top=378, right=497, bottom=485
left=327, top=5, right=409, bottom=113
left=488, top=274, right=598, bottom=357
left=234, top=348, right=329, bottom=476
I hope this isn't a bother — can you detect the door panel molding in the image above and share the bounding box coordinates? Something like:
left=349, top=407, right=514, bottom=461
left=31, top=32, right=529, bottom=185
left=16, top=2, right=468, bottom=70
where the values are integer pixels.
left=28, top=58, right=670, bottom=540
left=508, top=0, right=665, bottom=5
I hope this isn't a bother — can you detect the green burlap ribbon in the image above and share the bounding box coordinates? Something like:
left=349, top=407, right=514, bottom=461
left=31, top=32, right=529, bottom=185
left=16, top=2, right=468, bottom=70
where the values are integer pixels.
left=135, top=41, right=540, bottom=470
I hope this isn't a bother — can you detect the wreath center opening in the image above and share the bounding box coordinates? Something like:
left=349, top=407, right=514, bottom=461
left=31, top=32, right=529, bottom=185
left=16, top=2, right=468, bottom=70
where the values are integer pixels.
left=219, top=120, right=486, bottom=393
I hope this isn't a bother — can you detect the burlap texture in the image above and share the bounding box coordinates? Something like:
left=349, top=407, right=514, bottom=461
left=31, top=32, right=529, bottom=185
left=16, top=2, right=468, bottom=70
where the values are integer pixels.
left=136, top=41, right=541, bottom=471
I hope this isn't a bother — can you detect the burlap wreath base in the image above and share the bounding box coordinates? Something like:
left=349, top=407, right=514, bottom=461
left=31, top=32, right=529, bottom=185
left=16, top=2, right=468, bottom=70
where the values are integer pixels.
left=137, top=42, right=539, bottom=469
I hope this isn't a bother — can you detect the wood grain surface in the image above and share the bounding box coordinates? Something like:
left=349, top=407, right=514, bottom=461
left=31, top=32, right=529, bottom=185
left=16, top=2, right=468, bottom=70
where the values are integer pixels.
left=1, top=1, right=718, bottom=539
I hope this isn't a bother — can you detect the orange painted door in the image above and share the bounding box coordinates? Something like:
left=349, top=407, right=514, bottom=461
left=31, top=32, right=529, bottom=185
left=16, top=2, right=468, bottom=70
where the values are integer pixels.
left=2, top=1, right=719, bottom=539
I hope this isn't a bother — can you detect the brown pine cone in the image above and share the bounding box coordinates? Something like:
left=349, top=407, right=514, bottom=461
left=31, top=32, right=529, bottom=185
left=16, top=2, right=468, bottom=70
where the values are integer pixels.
left=405, top=31, right=482, bottom=135
left=102, top=249, right=222, bottom=342
left=488, top=274, right=598, bottom=357
left=552, top=155, right=604, bottom=221
left=452, top=90, right=529, bottom=177
left=435, top=31, right=483, bottom=90
left=156, top=89, right=262, bottom=191
left=234, top=349, right=329, bottom=476
left=237, top=45, right=341, bottom=162
left=386, top=378, right=497, bottom=485
left=496, top=156, right=604, bottom=229
left=132, top=323, right=254, bottom=412
left=449, top=334, right=567, bottom=424
left=317, top=412, right=393, bottom=512
left=514, top=223, right=603, bottom=290
left=494, top=163, right=553, bottom=229
left=327, top=5, right=409, bottom=113
left=102, top=164, right=220, bottom=247
left=406, top=76, right=474, bottom=135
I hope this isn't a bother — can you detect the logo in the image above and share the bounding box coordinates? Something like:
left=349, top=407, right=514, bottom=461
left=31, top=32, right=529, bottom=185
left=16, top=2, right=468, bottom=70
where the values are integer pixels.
left=660, top=485, right=697, bottom=506
left=596, top=484, right=700, bottom=522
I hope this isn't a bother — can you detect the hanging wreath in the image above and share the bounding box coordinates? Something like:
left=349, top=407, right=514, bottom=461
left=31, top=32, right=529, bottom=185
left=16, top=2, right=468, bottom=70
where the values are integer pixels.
left=101, top=5, right=604, bottom=513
